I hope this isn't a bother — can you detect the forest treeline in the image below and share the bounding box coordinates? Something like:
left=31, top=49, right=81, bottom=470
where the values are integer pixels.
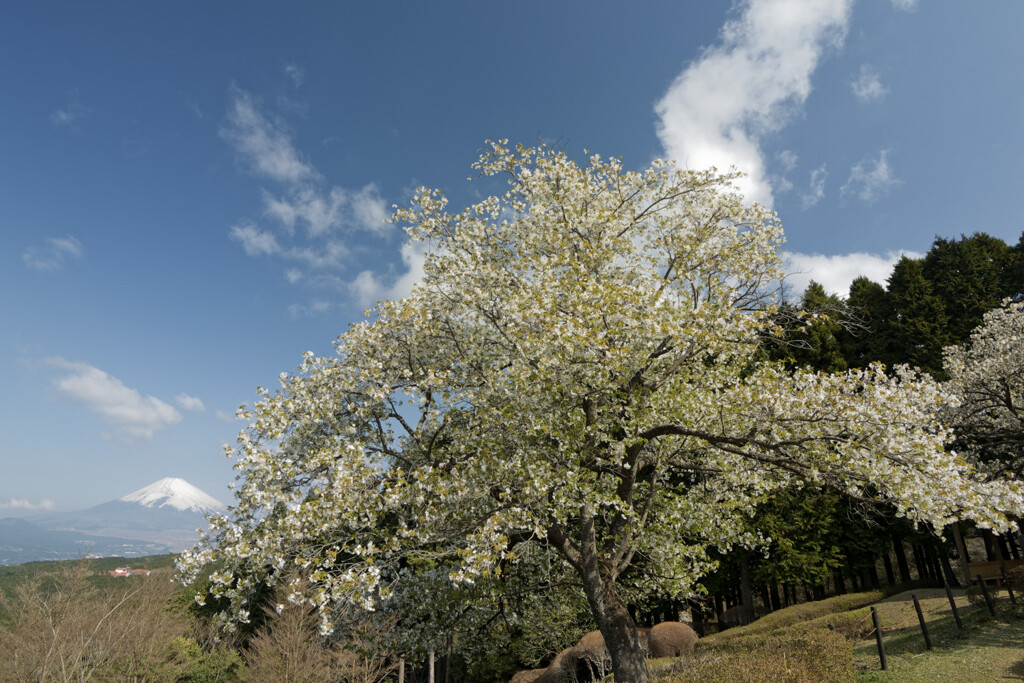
left=779, top=231, right=1024, bottom=378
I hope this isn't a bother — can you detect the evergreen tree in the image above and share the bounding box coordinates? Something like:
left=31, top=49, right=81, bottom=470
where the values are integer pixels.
left=922, top=233, right=1015, bottom=343
left=840, top=277, right=888, bottom=370
left=885, top=257, right=949, bottom=376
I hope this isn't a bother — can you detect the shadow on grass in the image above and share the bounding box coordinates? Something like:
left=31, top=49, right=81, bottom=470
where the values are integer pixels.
left=855, top=600, right=1024, bottom=680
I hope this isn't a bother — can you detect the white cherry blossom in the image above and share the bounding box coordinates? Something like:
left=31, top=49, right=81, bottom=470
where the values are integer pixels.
left=178, top=142, right=1023, bottom=682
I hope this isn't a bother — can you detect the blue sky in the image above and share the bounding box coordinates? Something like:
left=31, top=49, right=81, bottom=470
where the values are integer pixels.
left=3, top=1, right=1023, bottom=511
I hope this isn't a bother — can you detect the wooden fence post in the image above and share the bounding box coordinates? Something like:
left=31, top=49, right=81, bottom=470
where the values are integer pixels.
left=943, top=580, right=964, bottom=631
left=1001, top=563, right=1018, bottom=605
left=870, top=606, right=887, bottom=671
left=977, top=574, right=996, bottom=616
left=911, top=594, right=932, bottom=650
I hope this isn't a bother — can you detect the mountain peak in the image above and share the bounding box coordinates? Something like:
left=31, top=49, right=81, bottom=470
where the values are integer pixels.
left=119, top=477, right=225, bottom=513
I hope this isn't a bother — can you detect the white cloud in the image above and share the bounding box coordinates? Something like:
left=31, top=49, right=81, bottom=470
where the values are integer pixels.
left=230, top=224, right=281, bottom=256
left=288, top=300, right=335, bottom=317
left=841, top=149, right=899, bottom=203
left=47, top=358, right=182, bottom=438
left=891, top=0, right=917, bottom=11
left=350, top=242, right=426, bottom=306
left=221, top=87, right=315, bottom=184
left=0, top=497, right=56, bottom=511
left=284, top=63, right=305, bottom=88
left=777, top=150, right=798, bottom=172
left=851, top=64, right=887, bottom=103
left=801, top=164, right=828, bottom=209
left=286, top=241, right=349, bottom=269
left=350, top=183, right=391, bottom=236
left=785, top=249, right=921, bottom=296
left=50, top=103, right=90, bottom=127
left=262, top=183, right=392, bottom=238
left=263, top=186, right=346, bottom=237
left=655, top=0, right=853, bottom=207
left=23, top=235, right=84, bottom=271
left=223, top=87, right=400, bottom=309
left=175, top=393, right=206, bottom=411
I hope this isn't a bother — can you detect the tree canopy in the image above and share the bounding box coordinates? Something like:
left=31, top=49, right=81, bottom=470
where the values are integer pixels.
left=944, top=300, right=1024, bottom=480
left=178, top=142, right=1023, bottom=682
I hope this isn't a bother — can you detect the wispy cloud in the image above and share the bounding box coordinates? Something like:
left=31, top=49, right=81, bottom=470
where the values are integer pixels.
left=777, top=150, right=798, bottom=173
left=284, top=63, right=305, bottom=88
left=221, top=87, right=315, bottom=184
left=288, top=299, right=336, bottom=317
left=23, top=235, right=84, bottom=271
left=260, top=183, right=390, bottom=238
left=785, top=249, right=921, bottom=296
left=0, top=497, right=56, bottom=511
left=841, top=149, right=899, bottom=203
left=655, top=0, right=853, bottom=207
left=851, top=64, right=887, bottom=103
left=175, top=394, right=206, bottom=411
left=230, top=224, right=281, bottom=256
left=801, top=164, right=828, bottom=209
left=50, top=103, right=91, bottom=128
left=891, top=0, right=917, bottom=11
left=222, top=87, right=404, bottom=309
left=47, top=358, right=182, bottom=438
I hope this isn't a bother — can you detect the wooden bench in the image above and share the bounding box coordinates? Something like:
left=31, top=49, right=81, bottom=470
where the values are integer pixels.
left=967, top=559, right=1024, bottom=586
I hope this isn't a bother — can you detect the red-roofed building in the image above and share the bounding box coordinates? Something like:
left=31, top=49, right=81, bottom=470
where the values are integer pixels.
left=108, top=566, right=151, bottom=577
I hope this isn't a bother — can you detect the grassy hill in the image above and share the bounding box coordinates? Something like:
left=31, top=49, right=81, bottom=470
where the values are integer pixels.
left=651, top=586, right=1024, bottom=682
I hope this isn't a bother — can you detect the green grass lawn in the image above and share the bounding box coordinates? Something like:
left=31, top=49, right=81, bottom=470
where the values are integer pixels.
left=853, top=588, right=1024, bottom=681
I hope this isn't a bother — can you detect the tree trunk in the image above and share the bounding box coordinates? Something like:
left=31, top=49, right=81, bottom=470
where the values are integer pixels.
left=690, top=599, right=706, bottom=637
left=998, top=534, right=1014, bottom=561
left=769, top=582, right=782, bottom=610
left=891, top=535, right=912, bottom=583
left=911, top=543, right=928, bottom=580
left=738, top=553, right=754, bottom=623
left=581, top=576, right=647, bottom=682
left=1006, top=532, right=1021, bottom=560
left=982, top=529, right=1002, bottom=561
left=938, top=546, right=960, bottom=588
left=881, top=552, right=895, bottom=586
left=574, top=510, right=649, bottom=683
left=444, top=634, right=452, bottom=683
left=923, top=542, right=944, bottom=584
left=834, top=569, right=847, bottom=595
left=950, top=522, right=972, bottom=585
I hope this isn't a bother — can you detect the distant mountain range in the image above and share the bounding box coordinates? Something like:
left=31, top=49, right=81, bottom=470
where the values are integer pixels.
left=0, top=478, right=227, bottom=565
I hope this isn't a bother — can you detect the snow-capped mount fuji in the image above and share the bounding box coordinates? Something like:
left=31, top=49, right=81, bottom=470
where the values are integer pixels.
left=21, top=478, right=228, bottom=556
left=119, top=477, right=226, bottom=513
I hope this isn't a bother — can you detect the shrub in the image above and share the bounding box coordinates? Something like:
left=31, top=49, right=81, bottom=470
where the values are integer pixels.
left=0, top=559, right=191, bottom=681
left=1007, top=565, right=1024, bottom=593
left=702, top=591, right=882, bottom=644
left=790, top=608, right=873, bottom=642
left=655, top=629, right=854, bottom=682
left=965, top=584, right=987, bottom=608
left=241, top=585, right=395, bottom=683
left=170, top=636, right=245, bottom=682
